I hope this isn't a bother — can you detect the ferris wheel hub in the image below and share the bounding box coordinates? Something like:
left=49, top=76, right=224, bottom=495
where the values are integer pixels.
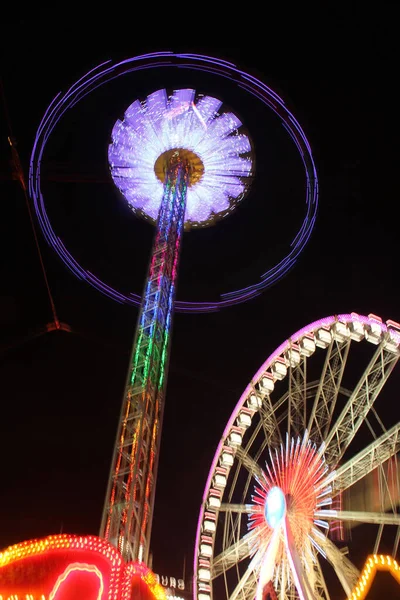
left=249, top=436, right=330, bottom=558
left=265, top=486, right=286, bottom=528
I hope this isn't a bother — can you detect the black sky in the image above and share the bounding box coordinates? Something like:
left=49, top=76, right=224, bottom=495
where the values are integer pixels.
left=1, top=17, right=399, bottom=598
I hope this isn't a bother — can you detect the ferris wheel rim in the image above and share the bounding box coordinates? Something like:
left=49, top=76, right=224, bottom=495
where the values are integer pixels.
left=29, top=51, right=318, bottom=314
left=194, top=311, right=400, bottom=600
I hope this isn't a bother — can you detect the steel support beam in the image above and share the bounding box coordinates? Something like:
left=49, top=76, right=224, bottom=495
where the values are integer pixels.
left=100, top=157, right=188, bottom=562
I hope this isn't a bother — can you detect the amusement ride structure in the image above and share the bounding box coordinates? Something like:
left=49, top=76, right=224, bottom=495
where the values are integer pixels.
left=100, top=87, right=254, bottom=563
left=0, top=51, right=399, bottom=600
left=28, top=51, right=318, bottom=571
left=196, top=312, right=400, bottom=600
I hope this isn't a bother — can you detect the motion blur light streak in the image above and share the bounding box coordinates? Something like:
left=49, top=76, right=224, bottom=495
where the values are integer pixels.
left=29, top=52, right=318, bottom=312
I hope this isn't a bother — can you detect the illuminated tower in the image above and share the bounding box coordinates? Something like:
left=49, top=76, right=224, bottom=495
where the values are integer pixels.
left=99, top=88, right=254, bottom=563
left=30, top=52, right=319, bottom=573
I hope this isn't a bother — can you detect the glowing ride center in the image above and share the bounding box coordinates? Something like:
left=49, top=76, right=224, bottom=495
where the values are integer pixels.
left=30, top=52, right=318, bottom=312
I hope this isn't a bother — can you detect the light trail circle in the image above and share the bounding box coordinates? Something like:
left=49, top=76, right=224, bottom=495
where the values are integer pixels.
left=195, top=312, right=400, bottom=600
left=29, top=51, right=318, bottom=313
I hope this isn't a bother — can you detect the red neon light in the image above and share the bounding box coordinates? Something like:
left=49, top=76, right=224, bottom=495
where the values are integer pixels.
left=49, top=563, right=103, bottom=600
left=0, top=534, right=166, bottom=600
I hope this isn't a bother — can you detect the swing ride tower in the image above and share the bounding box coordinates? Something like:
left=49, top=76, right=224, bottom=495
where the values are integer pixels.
left=29, top=52, right=319, bottom=570
left=99, top=88, right=254, bottom=564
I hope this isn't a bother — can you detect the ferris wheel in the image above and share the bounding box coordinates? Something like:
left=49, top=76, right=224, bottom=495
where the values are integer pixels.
left=194, top=312, right=400, bottom=600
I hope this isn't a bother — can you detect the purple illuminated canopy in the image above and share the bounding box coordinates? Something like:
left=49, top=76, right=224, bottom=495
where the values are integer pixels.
left=29, top=52, right=318, bottom=312
left=109, top=88, right=253, bottom=229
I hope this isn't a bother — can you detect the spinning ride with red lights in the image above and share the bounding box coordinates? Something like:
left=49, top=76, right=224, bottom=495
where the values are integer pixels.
left=195, top=312, right=400, bottom=600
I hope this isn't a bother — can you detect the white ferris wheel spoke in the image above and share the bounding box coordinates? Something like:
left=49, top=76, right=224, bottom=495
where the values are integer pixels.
left=276, top=559, right=298, bottom=600
left=222, top=512, right=242, bottom=562
left=260, top=406, right=284, bottom=448
left=307, top=542, right=331, bottom=600
left=315, top=509, right=400, bottom=526
left=222, top=445, right=266, bottom=553
left=229, top=554, right=259, bottom=600
left=287, top=355, right=307, bottom=440
left=322, top=345, right=399, bottom=467
left=211, top=529, right=259, bottom=578
left=258, top=386, right=284, bottom=448
left=234, top=446, right=266, bottom=483
left=283, top=517, right=316, bottom=600
left=319, top=422, right=400, bottom=495
left=311, top=530, right=360, bottom=598
left=219, top=503, right=259, bottom=514
left=255, top=527, right=281, bottom=600
left=274, top=559, right=286, bottom=600
left=226, top=414, right=282, bottom=520
left=227, top=391, right=283, bottom=502
left=307, top=339, right=350, bottom=447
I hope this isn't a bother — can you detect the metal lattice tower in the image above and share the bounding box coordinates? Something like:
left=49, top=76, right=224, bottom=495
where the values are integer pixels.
left=98, top=86, right=253, bottom=564
left=100, top=155, right=189, bottom=562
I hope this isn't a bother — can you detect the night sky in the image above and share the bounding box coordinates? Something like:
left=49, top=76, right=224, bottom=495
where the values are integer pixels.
left=1, top=18, right=399, bottom=598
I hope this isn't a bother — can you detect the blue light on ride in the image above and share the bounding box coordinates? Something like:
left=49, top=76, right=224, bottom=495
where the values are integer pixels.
left=265, top=487, right=286, bottom=529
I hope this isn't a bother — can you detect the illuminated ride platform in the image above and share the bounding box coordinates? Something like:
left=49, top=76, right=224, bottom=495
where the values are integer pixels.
left=0, top=534, right=166, bottom=600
